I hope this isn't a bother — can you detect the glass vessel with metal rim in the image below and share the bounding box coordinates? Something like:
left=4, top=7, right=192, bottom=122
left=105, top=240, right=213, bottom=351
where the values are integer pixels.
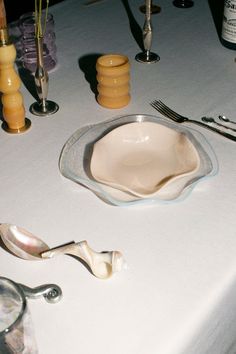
left=0, top=277, right=62, bottom=353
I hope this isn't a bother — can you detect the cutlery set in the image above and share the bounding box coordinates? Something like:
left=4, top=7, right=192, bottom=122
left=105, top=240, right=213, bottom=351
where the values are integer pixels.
left=150, top=100, right=236, bottom=142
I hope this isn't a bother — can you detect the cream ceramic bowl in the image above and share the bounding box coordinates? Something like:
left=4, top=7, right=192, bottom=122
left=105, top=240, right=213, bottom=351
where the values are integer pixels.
left=90, top=122, right=200, bottom=198
left=59, top=114, right=217, bottom=206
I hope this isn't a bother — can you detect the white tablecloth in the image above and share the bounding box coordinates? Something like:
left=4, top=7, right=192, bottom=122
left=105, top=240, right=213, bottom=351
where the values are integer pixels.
left=1, top=0, right=236, bottom=353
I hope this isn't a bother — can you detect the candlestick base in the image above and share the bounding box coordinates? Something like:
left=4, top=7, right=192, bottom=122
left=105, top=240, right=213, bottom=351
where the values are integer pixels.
left=2, top=118, right=31, bottom=134
left=30, top=100, right=59, bottom=117
left=139, top=4, right=161, bottom=14
left=173, top=0, right=194, bottom=8
left=135, top=51, right=160, bottom=63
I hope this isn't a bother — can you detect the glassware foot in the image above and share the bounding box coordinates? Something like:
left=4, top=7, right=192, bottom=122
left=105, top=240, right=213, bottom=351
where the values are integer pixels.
left=30, top=100, right=59, bottom=116
left=173, top=0, right=194, bottom=8
left=135, top=52, right=160, bottom=63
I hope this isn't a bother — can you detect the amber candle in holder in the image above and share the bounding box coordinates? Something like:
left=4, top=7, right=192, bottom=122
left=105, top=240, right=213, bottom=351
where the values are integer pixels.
left=0, top=0, right=30, bottom=133
left=96, top=54, right=130, bottom=109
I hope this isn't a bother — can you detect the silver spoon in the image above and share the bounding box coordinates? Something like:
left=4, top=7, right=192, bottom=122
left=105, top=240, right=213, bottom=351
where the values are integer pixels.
left=201, top=117, right=236, bottom=132
left=218, top=115, right=236, bottom=125
left=0, top=223, right=125, bottom=279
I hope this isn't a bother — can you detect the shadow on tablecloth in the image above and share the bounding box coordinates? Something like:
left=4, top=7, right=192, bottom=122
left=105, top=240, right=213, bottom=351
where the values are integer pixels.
left=121, top=0, right=144, bottom=52
left=78, top=53, right=103, bottom=98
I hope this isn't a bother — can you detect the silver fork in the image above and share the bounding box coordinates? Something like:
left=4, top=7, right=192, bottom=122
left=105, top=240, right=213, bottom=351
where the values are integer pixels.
left=150, top=100, right=236, bottom=142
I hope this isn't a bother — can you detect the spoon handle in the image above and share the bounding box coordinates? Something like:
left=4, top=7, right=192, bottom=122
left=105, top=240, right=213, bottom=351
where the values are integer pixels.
left=41, top=241, right=125, bottom=279
left=211, top=120, right=236, bottom=132
left=40, top=241, right=76, bottom=257
left=212, top=120, right=236, bottom=132
left=41, top=241, right=104, bottom=276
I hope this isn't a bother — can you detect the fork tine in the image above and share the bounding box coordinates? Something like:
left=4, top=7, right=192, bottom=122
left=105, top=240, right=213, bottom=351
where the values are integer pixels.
left=150, top=100, right=179, bottom=121
left=153, top=100, right=184, bottom=120
left=150, top=100, right=167, bottom=113
left=151, top=100, right=188, bottom=122
left=155, top=103, right=177, bottom=119
left=150, top=100, right=171, bottom=115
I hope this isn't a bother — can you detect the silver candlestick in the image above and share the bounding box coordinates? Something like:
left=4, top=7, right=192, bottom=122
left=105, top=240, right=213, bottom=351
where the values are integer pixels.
left=139, top=1, right=161, bottom=14
left=135, top=0, right=160, bottom=63
left=30, top=36, right=59, bottom=116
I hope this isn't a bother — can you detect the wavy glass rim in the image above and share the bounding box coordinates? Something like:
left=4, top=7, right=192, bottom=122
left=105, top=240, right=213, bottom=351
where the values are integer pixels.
left=59, top=114, right=219, bottom=206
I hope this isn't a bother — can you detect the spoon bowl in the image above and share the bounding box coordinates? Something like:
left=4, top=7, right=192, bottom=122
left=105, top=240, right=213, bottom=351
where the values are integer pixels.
left=218, top=115, right=236, bottom=125
left=202, top=117, right=236, bottom=132
left=0, top=223, right=49, bottom=260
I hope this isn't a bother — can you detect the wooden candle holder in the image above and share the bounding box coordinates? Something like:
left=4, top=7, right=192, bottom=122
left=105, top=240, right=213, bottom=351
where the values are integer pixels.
left=0, top=29, right=31, bottom=133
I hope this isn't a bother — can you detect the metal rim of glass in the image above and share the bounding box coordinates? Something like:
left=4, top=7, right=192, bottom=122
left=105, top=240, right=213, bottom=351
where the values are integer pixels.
left=0, top=277, right=27, bottom=337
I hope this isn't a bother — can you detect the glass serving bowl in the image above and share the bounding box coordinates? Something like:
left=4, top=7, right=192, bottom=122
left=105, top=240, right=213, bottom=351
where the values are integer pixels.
left=59, top=114, right=218, bottom=206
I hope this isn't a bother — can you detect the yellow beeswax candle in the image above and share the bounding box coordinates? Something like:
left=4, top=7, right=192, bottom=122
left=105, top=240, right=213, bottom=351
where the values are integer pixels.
left=96, top=54, right=131, bottom=109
